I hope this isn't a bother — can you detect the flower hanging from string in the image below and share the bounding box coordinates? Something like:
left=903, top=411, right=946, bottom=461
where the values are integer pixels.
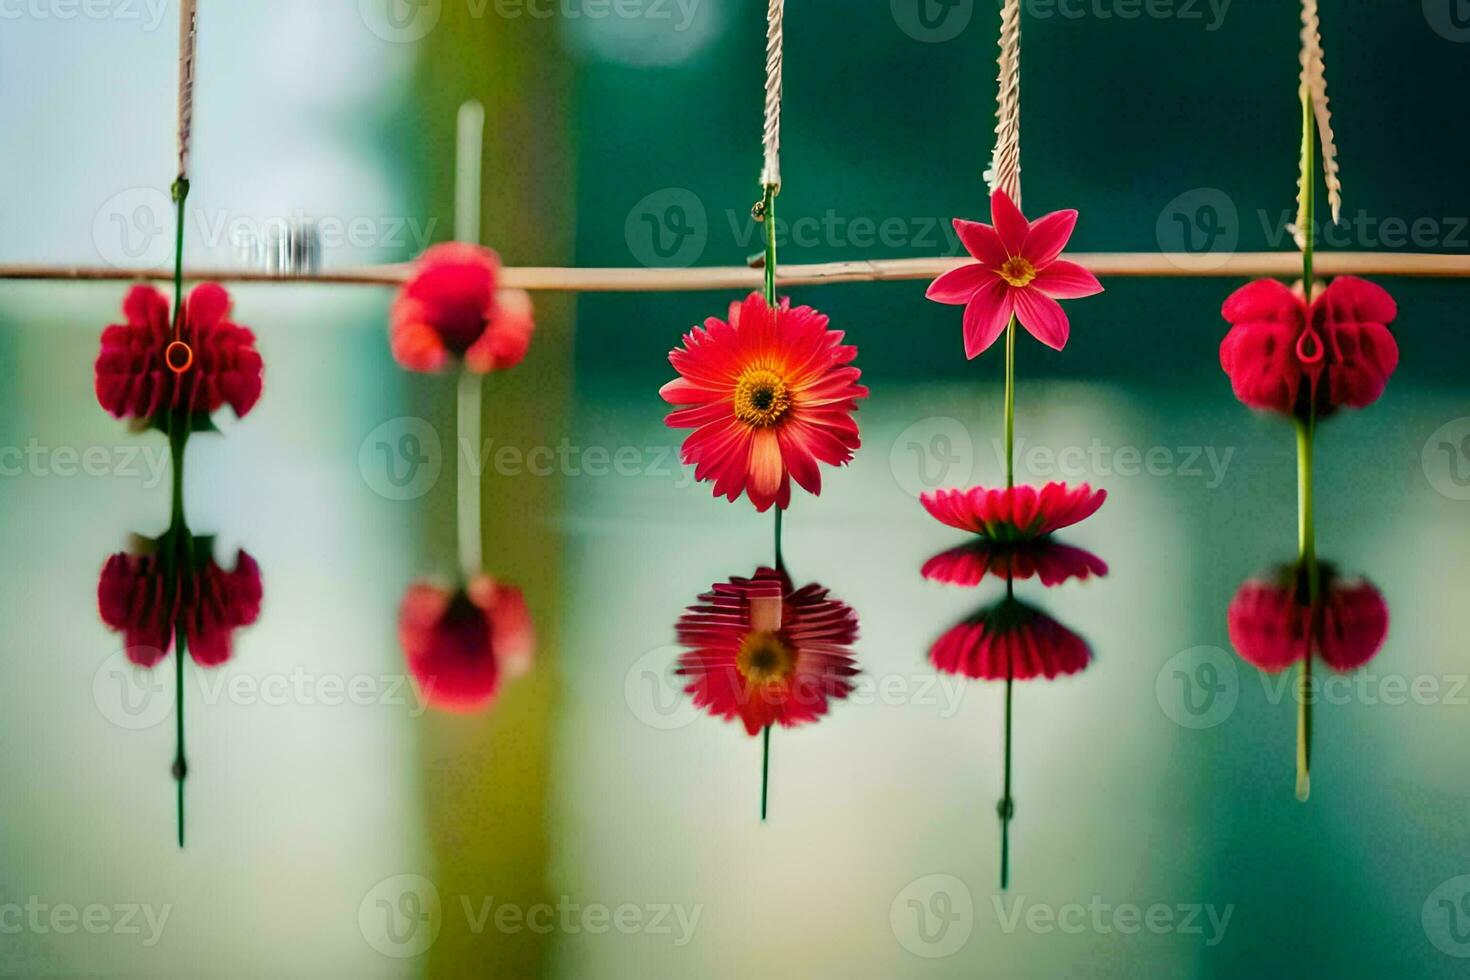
left=660, top=292, right=868, bottom=512
left=399, top=576, right=534, bottom=713
left=95, top=283, right=263, bottom=429
left=390, top=242, right=536, bottom=374
left=1220, top=276, right=1398, bottom=418
left=926, top=189, right=1102, bottom=358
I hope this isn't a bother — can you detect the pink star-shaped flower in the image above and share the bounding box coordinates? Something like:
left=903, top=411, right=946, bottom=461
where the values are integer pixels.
left=926, top=189, right=1103, bottom=358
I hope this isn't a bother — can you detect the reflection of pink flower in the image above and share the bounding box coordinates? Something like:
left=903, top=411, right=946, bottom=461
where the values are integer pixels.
left=1227, top=565, right=1389, bottom=673
left=95, top=284, right=263, bottom=424
left=390, top=243, right=535, bottom=374
left=926, top=189, right=1102, bottom=358
left=1220, top=277, right=1398, bottom=418
left=675, top=567, right=860, bottom=735
left=921, top=538, right=1106, bottom=588
left=98, top=535, right=262, bottom=668
left=660, top=292, right=869, bottom=512
left=921, top=482, right=1106, bottom=541
left=399, top=576, right=534, bottom=713
left=930, top=597, right=1089, bottom=680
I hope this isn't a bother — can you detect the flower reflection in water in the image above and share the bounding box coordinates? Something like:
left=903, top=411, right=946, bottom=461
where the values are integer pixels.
left=99, top=529, right=262, bottom=669
left=673, top=566, right=860, bottom=819
left=398, top=576, right=534, bottom=713
left=922, top=536, right=1104, bottom=889
left=1228, top=560, right=1389, bottom=796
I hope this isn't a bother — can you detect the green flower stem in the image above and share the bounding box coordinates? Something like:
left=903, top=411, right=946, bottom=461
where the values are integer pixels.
left=760, top=183, right=780, bottom=824
left=1294, top=85, right=1319, bottom=803
left=1000, top=573, right=1015, bottom=889
left=1004, top=317, right=1017, bottom=489
left=760, top=724, right=771, bottom=822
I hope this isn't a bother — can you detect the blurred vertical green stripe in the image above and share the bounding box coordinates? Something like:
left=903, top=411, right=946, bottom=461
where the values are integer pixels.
left=411, top=8, right=575, bottom=979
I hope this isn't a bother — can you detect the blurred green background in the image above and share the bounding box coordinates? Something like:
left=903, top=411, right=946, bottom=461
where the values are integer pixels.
left=1, top=1, right=1468, bottom=977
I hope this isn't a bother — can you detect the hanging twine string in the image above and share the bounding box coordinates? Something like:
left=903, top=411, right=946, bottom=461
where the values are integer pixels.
left=760, top=0, right=784, bottom=190
left=985, top=0, right=1022, bottom=208
left=1295, top=0, right=1341, bottom=246
left=176, top=0, right=198, bottom=183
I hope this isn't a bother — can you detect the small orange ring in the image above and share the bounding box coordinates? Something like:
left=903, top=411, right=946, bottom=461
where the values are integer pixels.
left=165, top=341, right=194, bottom=374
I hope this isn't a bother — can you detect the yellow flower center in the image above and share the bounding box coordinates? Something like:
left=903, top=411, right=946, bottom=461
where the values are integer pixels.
left=736, top=630, right=796, bottom=685
left=998, top=256, right=1037, bottom=288
left=732, top=368, right=791, bottom=427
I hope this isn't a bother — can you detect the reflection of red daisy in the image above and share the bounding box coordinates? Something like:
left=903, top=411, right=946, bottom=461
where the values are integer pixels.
left=389, top=243, right=535, bottom=374
left=98, top=532, right=263, bottom=668
left=1228, top=565, right=1388, bottom=673
left=920, top=482, right=1106, bottom=541
left=921, top=538, right=1107, bottom=588
left=95, top=283, right=263, bottom=426
left=675, top=567, right=859, bottom=735
left=399, top=576, right=534, bottom=713
left=930, top=597, right=1090, bottom=680
left=660, top=292, right=869, bottom=512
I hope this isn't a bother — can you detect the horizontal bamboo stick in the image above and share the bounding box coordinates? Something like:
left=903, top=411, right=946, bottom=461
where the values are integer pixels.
left=0, top=252, right=1466, bottom=292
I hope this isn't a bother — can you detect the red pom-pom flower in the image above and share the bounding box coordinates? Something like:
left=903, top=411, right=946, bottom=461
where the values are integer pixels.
left=398, top=576, right=534, bottom=713
left=390, top=243, right=535, bottom=374
left=660, top=292, right=869, bottom=512
left=95, top=283, right=262, bottom=425
left=920, top=482, right=1106, bottom=542
left=1219, top=276, right=1398, bottom=418
left=1228, top=564, right=1389, bottom=673
left=98, top=532, right=262, bottom=668
left=926, top=189, right=1103, bottom=358
left=930, top=596, right=1090, bottom=680
left=675, top=567, right=860, bottom=735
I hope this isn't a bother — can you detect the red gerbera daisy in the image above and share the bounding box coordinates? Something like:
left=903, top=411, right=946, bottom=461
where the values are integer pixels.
left=98, top=531, right=263, bottom=668
left=1228, top=564, right=1388, bottom=673
left=1219, top=276, right=1398, bottom=418
left=398, top=576, right=534, bottom=713
left=95, top=283, right=263, bottom=426
left=921, top=538, right=1107, bottom=588
left=389, top=243, right=535, bottom=374
left=930, top=596, right=1090, bottom=680
left=675, top=567, right=860, bottom=735
left=920, top=482, right=1106, bottom=541
left=660, top=292, right=869, bottom=512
